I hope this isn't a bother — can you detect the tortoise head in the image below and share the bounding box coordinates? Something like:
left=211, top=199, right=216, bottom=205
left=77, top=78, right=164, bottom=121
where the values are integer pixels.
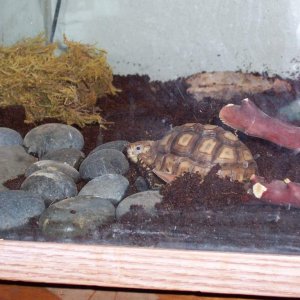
left=127, top=140, right=154, bottom=163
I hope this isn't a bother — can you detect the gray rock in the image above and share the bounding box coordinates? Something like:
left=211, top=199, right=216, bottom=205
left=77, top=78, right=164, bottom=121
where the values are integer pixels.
left=279, top=99, right=300, bottom=121
left=0, top=128, right=23, bottom=146
left=0, top=190, right=45, bottom=231
left=79, top=174, right=129, bottom=205
left=90, top=140, right=129, bottom=155
left=0, top=145, right=37, bottom=185
left=79, top=149, right=129, bottom=180
left=20, top=170, right=78, bottom=206
left=25, top=160, right=80, bottom=182
left=41, top=148, right=85, bottom=169
left=116, top=190, right=162, bottom=220
left=39, top=195, right=115, bottom=238
left=134, top=176, right=149, bottom=192
left=23, top=123, right=84, bottom=157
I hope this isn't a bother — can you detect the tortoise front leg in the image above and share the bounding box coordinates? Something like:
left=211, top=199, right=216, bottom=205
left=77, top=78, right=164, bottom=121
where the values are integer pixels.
left=137, top=158, right=163, bottom=190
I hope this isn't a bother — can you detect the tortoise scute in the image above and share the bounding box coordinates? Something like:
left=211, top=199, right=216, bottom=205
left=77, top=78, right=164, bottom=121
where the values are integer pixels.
left=129, top=123, right=257, bottom=183
left=172, top=132, right=198, bottom=156
left=157, top=131, right=176, bottom=153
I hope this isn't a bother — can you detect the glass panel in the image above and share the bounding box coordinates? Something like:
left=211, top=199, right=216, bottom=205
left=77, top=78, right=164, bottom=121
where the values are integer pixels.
left=1, top=0, right=300, bottom=254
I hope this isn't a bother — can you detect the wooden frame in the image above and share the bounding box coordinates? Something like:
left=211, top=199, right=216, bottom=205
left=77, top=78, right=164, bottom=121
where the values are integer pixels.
left=1, top=240, right=300, bottom=298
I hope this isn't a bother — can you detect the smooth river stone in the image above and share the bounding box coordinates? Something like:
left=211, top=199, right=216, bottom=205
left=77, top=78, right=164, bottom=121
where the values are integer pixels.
left=0, top=145, right=37, bottom=185
left=41, top=148, right=85, bottom=169
left=116, top=190, right=163, bottom=220
left=20, top=170, right=78, bottom=206
left=39, top=195, right=115, bottom=239
left=79, top=149, right=129, bottom=180
left=79, top=174, right=129, bottom=205
left=0, top=190, right=45, bottom=231
left=134, top=176, right=149, bottom=192
left=25, top=160, right=80, bottom=182
left=0, top=127, right=23, bottom=146
left=23, top=123, right=84, bottom=157
left=89, top=140, right=129, bottom=155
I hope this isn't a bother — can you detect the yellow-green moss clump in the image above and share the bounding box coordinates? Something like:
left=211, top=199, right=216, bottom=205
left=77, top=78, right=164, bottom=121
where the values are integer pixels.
left=0, top=35, right=118, bottom=127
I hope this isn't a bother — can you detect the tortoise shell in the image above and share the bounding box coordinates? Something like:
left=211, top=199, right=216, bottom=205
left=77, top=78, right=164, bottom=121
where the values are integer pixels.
left=127, top=123, right=257, bottom=183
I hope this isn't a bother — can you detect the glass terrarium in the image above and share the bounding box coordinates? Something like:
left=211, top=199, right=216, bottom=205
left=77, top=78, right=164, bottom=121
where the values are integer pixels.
left=1, top=0, right=300, bottom=297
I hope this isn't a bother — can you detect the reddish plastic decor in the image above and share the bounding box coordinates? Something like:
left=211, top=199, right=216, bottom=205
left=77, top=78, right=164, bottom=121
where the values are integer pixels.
left=251, top=175, right=300, bottom=208
left=219, top=98, right=300, bottom=151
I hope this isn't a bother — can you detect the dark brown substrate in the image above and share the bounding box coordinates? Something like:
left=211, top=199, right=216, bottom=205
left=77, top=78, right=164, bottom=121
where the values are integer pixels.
left=2, top=74, right=300, bottom=254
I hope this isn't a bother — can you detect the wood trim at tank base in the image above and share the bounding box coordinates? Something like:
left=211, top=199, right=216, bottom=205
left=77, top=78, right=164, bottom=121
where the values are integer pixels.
left=0, top=240, right=300, bottom=298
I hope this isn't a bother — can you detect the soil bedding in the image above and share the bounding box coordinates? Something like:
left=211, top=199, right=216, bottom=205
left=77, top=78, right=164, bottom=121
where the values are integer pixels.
left=2, top=74, right=300, bottom=253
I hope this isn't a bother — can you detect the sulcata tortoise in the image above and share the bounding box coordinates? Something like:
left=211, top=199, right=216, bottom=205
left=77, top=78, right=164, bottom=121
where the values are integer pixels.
left=127, top=123, right=257, bottom=184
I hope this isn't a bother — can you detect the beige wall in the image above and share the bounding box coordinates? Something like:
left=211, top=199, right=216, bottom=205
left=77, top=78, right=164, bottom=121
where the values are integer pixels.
left=1, top=0, right=300, bottom=80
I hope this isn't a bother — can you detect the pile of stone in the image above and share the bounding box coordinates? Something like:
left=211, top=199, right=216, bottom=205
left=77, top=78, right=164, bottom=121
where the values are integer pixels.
left=0, top=124, right=162, bottom=239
